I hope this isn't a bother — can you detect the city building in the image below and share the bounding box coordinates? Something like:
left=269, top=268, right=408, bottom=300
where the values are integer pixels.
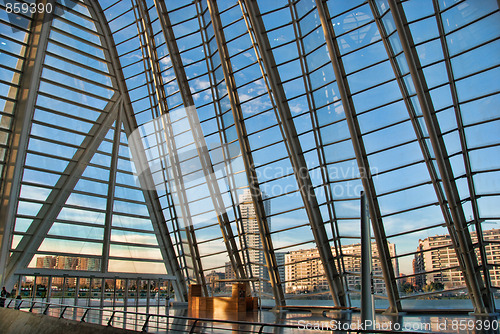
left=205, top=271, right=225, bottom=294
left=285, top=242, right=398, bottom=294
left=239, top=189, right=270, bottom=292
left=414, top=229, right=500, bottom=289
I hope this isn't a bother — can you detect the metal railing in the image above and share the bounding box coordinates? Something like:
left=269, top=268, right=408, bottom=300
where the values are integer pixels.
left=2, top=298, right=431, bottom=333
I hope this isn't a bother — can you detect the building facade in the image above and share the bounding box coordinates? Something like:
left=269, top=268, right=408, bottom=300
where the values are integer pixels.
left=239, top=189, right=270, bottom=292
left=414, top=229, right=500, bottom=288
left=284, top=242, right=398, bottom=294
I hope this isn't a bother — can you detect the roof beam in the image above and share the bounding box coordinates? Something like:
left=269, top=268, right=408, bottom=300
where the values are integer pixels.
left=315, top=0, right=401, bottom=313
left=152, top=0, right=248, bottom=288
left=240, top=0, right=346, bottom=307
left=431, top=0, right=495, bottom=304
left=88, top=0, right=189, bottom=301
left=387, top=0, right=493, bottom=314
left=101, top=103, right=122, bottom=273
left=131, top=0, right=207, bottom=294
left=205, top=0, right=286, bottom=307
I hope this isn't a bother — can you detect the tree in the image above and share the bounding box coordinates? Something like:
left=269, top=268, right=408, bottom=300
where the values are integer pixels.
left=401, top=282, right=415, bottom=294
left=423, top=281, right=444, bottom=293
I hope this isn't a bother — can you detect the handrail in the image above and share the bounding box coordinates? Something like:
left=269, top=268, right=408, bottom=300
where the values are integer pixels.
left=2, top=297, right=432, bottom=333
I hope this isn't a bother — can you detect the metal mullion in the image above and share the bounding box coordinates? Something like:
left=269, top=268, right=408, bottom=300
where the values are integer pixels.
left=225, top=45, right=254, bottom=60
left=335, top=18, right=376, bottom=40
left=257, top=172, right=296, bottom=186
left=340, top=35, right=384, bottom=59
left=69, top=189, right=108, bottom=200
left=246, top=122, right=280, bottom=137
left=206, top=0, right=285, bottom=306
left=317, top=0, right=402, bottom=314
left=113, top=23, right=139, bottom=42
left=387, top=222, right=447, bottom=239
left=111, top=211, right=150, bottom=221
left=269, top=222, right=311, bottom=235
left=50, top=26, right=104, bottom=50
left=174, top=27, right=202, bottom=42
left=329, top=1, right=368, bottom=21
left=457, top=115, right=500, bottom=130
left=30, top=119, right=90, bottom=138
left=199, top=250, right=228, bottom=259
left=284, top=255, right=322, bottom=267
left=34, top=104, right=101, bottom=126
left=63, top=203, right=107, bottom=214
left=254, top=156, right=288, bottom=170
left=443, top=9, right=499, bottom=37
left=225, top=29, right=249, bottom=46
left=56, top=1, right=94, bottom=21
left=27, top=250, right=101, bottom=259
left=169, top=14, right=198, bottom=29
left=48, top=38, right=109, bottom=64
left=231, top=60, right=260, bottom=76
left=373, top=159, right=425, bottom=177
left=0, top=21, right=30, bottom=34
left=181, top=55, right=206, bottom=69
left=40, top=77, right=113, bottom=103
left=346, top=57, right=390, bottom=77
left=266, top=206, right=305, bottom=219
left=449, top=36, right=500, bottom=60
left=108, top=255, right=163, bottom=263
left=195, top=236, right=223, bottom=245
left=454, top=63, right=500, bottom=83
left=109, top=240, right=162, bottom=249
left=44, top=234, right=102, bottom=244
left=365, top=138, right=418, bottom=157
left=375, top=181, right=433, bottom=198
left=391, top=244, right=455, bottom=261
left=279, top=71, right=306, bottom=86
left=0, top=33, right=29, bottom=47
left=20, top=181, right=56, bottom=191
left=20, top=166, right=63, bottom=178
left=273, top=240, right=314, bottom=252
left=0, top=48, right=25, bottom=62
left=382, top=202, right=441, bottom=219
left=350, top=77, right=397, bottom=97
left=0, top=79, right=19, bottom=89
left=218, top=1, right=239, bottom=15
left=52, top=15, right=103, bottom=40
left=16, top=197, right=48, bottom=206
left=36, top=91, right=105, bottom=113
left=360, top=118, right=411, bottom=137
left=116, top=45, right=143, bottom=60
left=101, top=103, right=122, bottom=274
left=110, top=225, right=158, bottom=235
left=52, top=219, right=106, bottom=229
left=42, top=64, right=117, bottom=91
left=401, top=264, right=462, bottom=280
left=387, top=0, right=494, bottom=314
left=26, top=149, right=74, bottom=164
left=234, top=72, right=268, bottom=91
left=120, top=57, right=144, bottom=70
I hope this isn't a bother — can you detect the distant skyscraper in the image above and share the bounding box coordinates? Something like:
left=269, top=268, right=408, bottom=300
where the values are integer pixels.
left=275, top=252, right=286, bottom=284
left=239, top=189, right=270, bottom=292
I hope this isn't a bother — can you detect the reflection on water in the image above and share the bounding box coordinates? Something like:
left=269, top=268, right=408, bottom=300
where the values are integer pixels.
left=23, top=298, right=500, bottom=333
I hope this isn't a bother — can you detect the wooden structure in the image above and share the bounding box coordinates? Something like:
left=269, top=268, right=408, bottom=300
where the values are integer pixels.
left=188, top=283, right=257, bottom=314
